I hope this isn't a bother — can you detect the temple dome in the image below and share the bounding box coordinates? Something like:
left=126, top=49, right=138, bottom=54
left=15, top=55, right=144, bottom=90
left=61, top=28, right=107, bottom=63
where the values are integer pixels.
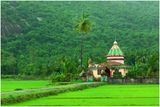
left=107, top=41, right=123, bottom=56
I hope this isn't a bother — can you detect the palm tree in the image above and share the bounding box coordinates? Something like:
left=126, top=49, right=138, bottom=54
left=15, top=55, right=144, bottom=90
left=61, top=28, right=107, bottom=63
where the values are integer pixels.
left=76, top=12, right=92, bottom=69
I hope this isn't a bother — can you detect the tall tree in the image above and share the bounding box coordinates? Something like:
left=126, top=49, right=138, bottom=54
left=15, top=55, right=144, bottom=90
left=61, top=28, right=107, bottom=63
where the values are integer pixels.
left=76, top=12, right=92, bottom=69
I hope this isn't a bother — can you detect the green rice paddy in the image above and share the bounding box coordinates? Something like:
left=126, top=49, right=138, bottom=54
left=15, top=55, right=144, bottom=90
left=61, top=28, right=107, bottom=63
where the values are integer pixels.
left=11, top=84, right=159, bottom=106
left=1, top=79, right=51, bottom=92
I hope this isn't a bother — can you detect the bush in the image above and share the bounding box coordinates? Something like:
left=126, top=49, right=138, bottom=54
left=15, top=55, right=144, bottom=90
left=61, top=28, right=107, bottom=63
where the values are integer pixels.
left=14, top=88, right=23, bottom=91
left=1, top=75, right=48, bottom=80
left=50, top=73, right=79, bottom=82
left=50, top=73, right=66, bottom=82
left=1, top=75, right=17, bottom=79
left=54, top=82, right=73, bottom=86
left=70, top=79, right=83, bottom=82
left=113, top=71, right=122, bottom=79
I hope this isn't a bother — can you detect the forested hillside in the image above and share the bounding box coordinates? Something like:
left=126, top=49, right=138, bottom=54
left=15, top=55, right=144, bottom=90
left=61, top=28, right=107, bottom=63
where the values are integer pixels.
left=1, top=1, right=159, bottom=79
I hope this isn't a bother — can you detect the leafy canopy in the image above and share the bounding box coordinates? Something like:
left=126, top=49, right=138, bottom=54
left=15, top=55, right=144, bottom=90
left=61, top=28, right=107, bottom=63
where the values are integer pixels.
left=76, top=12, right=92, bottom=33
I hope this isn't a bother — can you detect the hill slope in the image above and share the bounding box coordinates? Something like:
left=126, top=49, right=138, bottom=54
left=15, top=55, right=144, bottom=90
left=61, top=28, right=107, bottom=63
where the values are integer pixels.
left=1, top=1, right=159, bottom=77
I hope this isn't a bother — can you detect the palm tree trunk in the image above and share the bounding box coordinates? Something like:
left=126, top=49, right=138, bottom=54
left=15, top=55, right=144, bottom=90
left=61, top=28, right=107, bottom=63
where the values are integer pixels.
left=80, top=37, right=83, bottom=68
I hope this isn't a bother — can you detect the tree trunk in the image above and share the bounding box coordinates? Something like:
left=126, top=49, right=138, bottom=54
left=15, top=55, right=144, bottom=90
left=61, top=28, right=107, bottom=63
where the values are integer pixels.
left=80, top=37, right=83, bottom=68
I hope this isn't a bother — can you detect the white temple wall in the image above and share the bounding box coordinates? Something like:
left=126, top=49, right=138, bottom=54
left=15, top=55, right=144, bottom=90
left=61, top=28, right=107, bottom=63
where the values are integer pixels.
left=119, top=68, right=128, bottom=77
left=109, top=60, right=124, bottom=64
left=107, top=56, right=124, bottom=60
left=93, top=70, right=101, bottom=79
left=110, top=69, right=115, bottom=77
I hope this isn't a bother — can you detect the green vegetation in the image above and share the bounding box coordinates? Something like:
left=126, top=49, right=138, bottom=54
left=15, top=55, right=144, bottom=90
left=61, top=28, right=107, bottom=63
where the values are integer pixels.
left=1, top=2, right=159, bottom=106
left=9, top=84, right=159, bottom=106
left=1, top=1, right=159, bottom=80
left=76, top=12, right=92, bottom=69
left=2, top=82, right=105, bottom=105
left=1, top=79, right=51, bottom=92
left=113, top=70, right=122, bottom=78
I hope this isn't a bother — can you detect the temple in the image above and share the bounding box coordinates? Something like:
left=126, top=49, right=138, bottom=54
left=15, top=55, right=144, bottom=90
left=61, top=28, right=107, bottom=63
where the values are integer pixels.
left=80, top=40, right=129, bottom=82
left=106, top=40, right=128, bottom=77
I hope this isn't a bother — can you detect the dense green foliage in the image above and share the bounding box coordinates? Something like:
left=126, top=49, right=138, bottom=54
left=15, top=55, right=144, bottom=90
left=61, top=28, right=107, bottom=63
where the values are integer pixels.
left=113, top=70, right=122, bottom=78
left=1, top=1, right=159, bottom=78
left=10, top=84, right=159, bottom=106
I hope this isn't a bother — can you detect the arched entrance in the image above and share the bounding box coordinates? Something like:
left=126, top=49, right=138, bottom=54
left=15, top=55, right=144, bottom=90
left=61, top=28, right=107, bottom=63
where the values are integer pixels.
left=105, top=67, right=111, bottom=77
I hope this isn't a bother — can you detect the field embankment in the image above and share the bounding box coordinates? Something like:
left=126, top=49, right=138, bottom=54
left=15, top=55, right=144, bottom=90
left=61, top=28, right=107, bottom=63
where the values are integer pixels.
left=1, top=82, right=105, bottom=105
left=11, top=84, right=159, bottom=106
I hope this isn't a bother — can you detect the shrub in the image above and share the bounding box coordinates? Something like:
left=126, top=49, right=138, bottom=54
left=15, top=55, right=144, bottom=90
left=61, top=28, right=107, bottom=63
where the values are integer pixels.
left=14, top=88, right=23, bottom=91
left=113, top=71, right=122, bottom=79
left=50, top=73, right=80, bottom=83
left=1, top=75, right=17, bottom=79
left=54, top=82, right=73, bottom=86
left=50, top=73, right=66, bottom=82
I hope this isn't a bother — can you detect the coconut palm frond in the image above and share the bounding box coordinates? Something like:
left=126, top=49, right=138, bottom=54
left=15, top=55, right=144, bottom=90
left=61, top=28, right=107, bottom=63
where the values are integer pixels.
left=75, top=12, right=92, bottom=33
left=76, top=15, right=92, bottom=33
left=82, top=12, right=89, bottom=20
left=81, top=19, right=92, bottom=32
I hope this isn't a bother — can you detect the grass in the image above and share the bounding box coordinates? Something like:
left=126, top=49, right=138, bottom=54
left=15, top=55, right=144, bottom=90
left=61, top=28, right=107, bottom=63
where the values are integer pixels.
left=1, top=79, right=52, bottom=92
left=2, top=82, right=105, bottom=105
left=10, top=84, right=159, bottom=106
